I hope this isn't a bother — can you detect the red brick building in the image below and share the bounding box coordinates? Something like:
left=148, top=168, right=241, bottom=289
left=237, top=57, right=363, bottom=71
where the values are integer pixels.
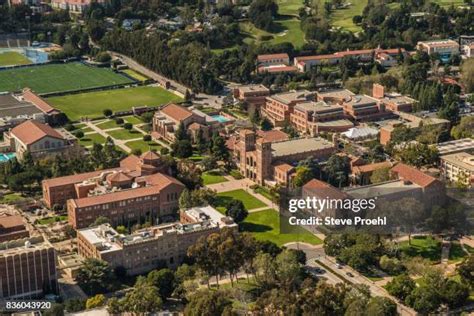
left=42, top=151, right=184, bottom=228
left=262, top=90, right=315, bottom=127
left=0, top=215, right=29, bottom=242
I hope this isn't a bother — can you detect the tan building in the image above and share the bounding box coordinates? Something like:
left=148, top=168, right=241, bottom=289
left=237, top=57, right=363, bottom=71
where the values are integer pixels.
left=152, top=103, right=219, bottom=143
left=50, top=0, right=107, bottom=13
left=440, top=152, right=474, bottom=187
left=77, top=206, right=237, bottom=275
left=233, top=129, right=336, bottom=186
left=417, top=39, right=460, bottom=56
left=316, top=89, right=355, bottom=105
left=262, top=90, right=315, bottom=127
left=372, top=84, right=415, bottom=112
left=3, top=120, right=75, bottom=160
left=233, top=84, right=271, bottom=114
left=0, top=237, right=57, bottom=298
left=342, top=95, right=392, bottom=122
left=379, top=115, right=450, bottom=145
left=290, top=101, right=353, bottom=135
left=257, top=53, right=290, bottom=67
left=0, top=215, right=29, bottom=243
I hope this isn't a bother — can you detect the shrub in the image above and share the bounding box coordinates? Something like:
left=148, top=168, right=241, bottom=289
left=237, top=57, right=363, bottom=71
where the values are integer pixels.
left=74, top=130, right=84, bottom=139
left=143, top=134, right=152, bottom=141
left=103, top=109, right=112, bottom=117
left=123, top=123, right=133, bottom=130
left=230, top=169, right=243, bottom=179
left=115, top=117, right=124, bottom=125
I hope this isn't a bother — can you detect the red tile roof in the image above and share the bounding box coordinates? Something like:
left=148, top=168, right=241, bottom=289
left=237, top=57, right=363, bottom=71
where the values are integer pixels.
left=257, top=53, right=289, bottom=61
left=11, top=120, right=64, bottom=145
left=0, top=215, right=25, bottom=229
left=160, top=103, right=193, bottom=122
left=352, top=161, right=392, bottom=175
left=258, top=65, right=298, bottom=73
left=120, top=155, right=140, bottom=171
left=257, top=130, right=289, bottom=143
left=43, top=168, right=121, bottom=188
left=72, top=173, right=183, bottom=208
left=22, top=88, right=57, bottom=114
left=391, top=163, right=438, bottom=188
left=303, top=179, right=350, bottom=200
left=274, top=162, right=294, bottom=172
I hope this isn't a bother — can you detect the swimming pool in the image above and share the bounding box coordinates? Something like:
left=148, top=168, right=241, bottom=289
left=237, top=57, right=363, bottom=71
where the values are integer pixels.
left=0, top=153, right=16, bottom=163
left=211, top=115, right=230, bottom=123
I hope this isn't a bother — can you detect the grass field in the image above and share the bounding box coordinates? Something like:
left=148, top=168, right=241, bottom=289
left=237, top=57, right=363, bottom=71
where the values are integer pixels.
left=241, top=209, right=322, bottom=246
left=0, top=62, right=134, bottom=94
left=448, top=242, right=468, bottom=263
left=0, top=193, right=25, bottom=204
left=277, top=0, right=303, bottom=16
left=79, top=133, right=107, bottom=147
left=125, top=139, right=161, bottom=153
left=124, top=116, right=145, bottom=125
left=47, top=86, right=182, bottom=121
left=96, top=120, right=123, bottom=130
left=202, top=171, right=228, bottom=185
left=108, top=128, right=142, bottom=141
left=122, top=69, right=148, bottom=82
left=38, top=215, right=67, bottom=225
left=400, top=236, right=442, bottom=262
left=216, top=189, right=267, bottom=211
left=0, top=51, right=31, bottom=67
left=329, top=0, right=368, bottom=32
left=240, top=17, right=306, bottom=49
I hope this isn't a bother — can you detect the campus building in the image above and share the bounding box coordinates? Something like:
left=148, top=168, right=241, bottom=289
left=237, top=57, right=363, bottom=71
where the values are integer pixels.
left=152, top=103, right=222, bottom=143
left=233, top=129, right=336, bottom=186
left=50, top=0, right=107, bottom=13
left=42, top=151, right=184, bottom=228
left=0, top=214, right=29, bottom=243
left=0, top=89, right=62, bottom=132
left=0, top=236, right=57, bottom=298
left=2, top=120, right=76, bottom=160
left=294, top=48, right=405, bottom=72
left=342, top=94, right=392, bottom=122
left=77, top=206, right=237, bottom=275
left=372, top=84, right=415, bottom=113
left=262, top=90, right=315, bottom=127
left=233, top=84, right=271, bottom=114
left=379, top=114, right=450, bottom=145
left=440, top=152, right=474, bottom=187
left=417, top=39, right=460, bottom=57
left=289, top=101, right=353, bottom=135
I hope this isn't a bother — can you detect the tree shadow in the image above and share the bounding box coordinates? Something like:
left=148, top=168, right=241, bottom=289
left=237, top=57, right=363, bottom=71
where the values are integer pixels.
left=240, top=222, right=273, bottom=233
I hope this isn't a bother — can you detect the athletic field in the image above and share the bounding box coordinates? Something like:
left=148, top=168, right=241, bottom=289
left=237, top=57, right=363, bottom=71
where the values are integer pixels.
left=0, top=62, right=134, bottom=94
left=0, top=52, right=32, bottom=67
left=47, top=86, right=182, bottom=121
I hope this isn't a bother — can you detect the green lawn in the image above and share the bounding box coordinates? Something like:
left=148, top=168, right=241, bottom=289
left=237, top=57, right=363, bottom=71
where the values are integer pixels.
left=0, top=62, right=134, bottom=94
left=240, top=17, right=306, bottom=49
left=449, top=242, right=469, bottom=263
left=0, top=51, right=31, bottom=67
left=240, top=209, right=322, bottom=246
left=122, top=69, right=148, bottom=82
left=125, top=139, right=161, bottom=153
left=433, top=0, right=466, bottom=7
left=124, top=115, right=145, bottom=125
left=202, top=171, right=228, bottom=185
left=108, top=128, right=143, bottom=140
left=400, top=236, right=442, bottom=262
left=48, top=86, right=182, bottom=121
left=0, top=193, right=25, bottom=204
left=96, top=120, right=123, bottom=130
left=216, top=189, right=266, bottom=210
left=38, top=215, right=68, bottom=225
left=277, top=0, right=303, bottom=16
left=79, top=133, right=107, bottom=147
left=330, top=0, right=367, bottom=32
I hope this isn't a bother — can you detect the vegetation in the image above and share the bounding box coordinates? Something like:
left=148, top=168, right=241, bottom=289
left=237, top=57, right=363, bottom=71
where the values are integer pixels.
left=0, top=62, right=133, bottom=94
left=216, top=189, right=266, bottom=211
left=48, top=86, right=182, bottom=121
left=0, top=51, right=31, bottom=66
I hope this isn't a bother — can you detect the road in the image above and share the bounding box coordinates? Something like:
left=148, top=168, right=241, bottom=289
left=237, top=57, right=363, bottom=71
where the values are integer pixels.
left=286, top=244, right=417, bottom=316
left=110, top=52, right=225, bottom=109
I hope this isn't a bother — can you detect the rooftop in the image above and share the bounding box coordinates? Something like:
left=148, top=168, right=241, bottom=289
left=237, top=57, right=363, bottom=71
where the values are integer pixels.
left=344, top=179, right=421, bottom=199
left=341, top=127, right=379, bottom=139
left=344, top=95, right=379, bottom=107
left=159, top=103, right=193, bottom=122
left=441, top=152, right=474, bottom=171
left=437, top=138, right=474, bottom=155
left=271, top=137, right=334, bottom=158
left=256, top=129, right=289, bottom=143
left=10, top=120, right=65, bottom=145
left=294, top=101, right=342, bottom=113
left=391, top=163, right=439, bottom=188
left=238, top=84, right=270, bottom=94
left=0, top=93, right=43, bottom=119
left=317, top=89, right=355, bottom=102
left=270, top=90, right=315, bottom=105
left=418, top=39, right=460, bottom=48
left=257, top=53, right=289, bottom=61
